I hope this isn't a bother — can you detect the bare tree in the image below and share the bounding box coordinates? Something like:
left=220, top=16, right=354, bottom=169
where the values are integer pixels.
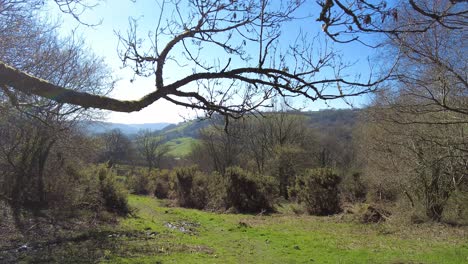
left=199, top=120, right=244, bottom=173
left=358, top=1, right=467, bottom=222
left=383, top=2, right=467, bottom=123
left=0, top=1, right=113, bottom=212
left=1, top=0, right=466, bottom=117
left=194, top=109, right=311, bottom=198
left=318, top=0, right=467, bottom=120
left=0, top=1, right=113, bottom=120
left=0, top=0, right=386, bottom=117
left=135, top=129, right=170, bottom=171
left=241, top=108, right=308, bottom=173
left=98, top=129, right=134, bottom=166
left=361, top=97, right=467, bottom=221
left=317, top=0, right=467, bottom=45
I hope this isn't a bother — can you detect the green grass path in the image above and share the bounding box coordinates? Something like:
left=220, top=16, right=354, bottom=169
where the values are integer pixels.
left=106, top=195, right=468, bottom=263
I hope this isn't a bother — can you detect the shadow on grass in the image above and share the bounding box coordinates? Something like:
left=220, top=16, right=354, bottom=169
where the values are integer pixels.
left=0, top=229, right=162, bottom=263
left=1, top=226, right=214, bottom=263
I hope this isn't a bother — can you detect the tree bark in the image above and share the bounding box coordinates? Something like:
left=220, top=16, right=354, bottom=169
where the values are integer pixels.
left=0, top=61, right=165, bottom=112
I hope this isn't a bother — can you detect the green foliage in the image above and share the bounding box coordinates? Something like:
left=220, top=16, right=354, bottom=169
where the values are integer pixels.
left=199, top=171, right=227, bottom=210
left=98, top=167, right=130, bottom=216
left=294, top=168, right=341, bottom=215
left=154, top=169, right=171, bottom=199
left=171, top=166, right=208, bottom=209
left=164, top=137, right=199, bottom=157
left=168, top=166, right=278, bottom=213
left=4, top=195, right=467, bottom=263
left=111, top=196, right=467, bottom=264
left=269, top=145, right=308, bottom=199
left=340, top=172, right=367, bottom=203
left=49, top=165, right=131, bottom=217
left=224, top=167, right=278, bottom=213
left=126, top=169, right=156, bottom=195
left=125, top=168, right=171, bottom=199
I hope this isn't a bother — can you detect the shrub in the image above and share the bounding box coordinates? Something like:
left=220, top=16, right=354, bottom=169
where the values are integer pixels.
left=294, top=168, right=341, bottom=215
left=126, top=168, right=171, bottom=199
left=269, top=145, right=308, bottom=199
left=340, top=172, right=367, bottom=203
left=127, top=169, right=156, bottom=195
left=98, top=167, right=130, bottom=215
left=171, top=166, right=208, bottom=209
left=169, top=166, right=279, bottom=213
left=203, top=171, right=227, bottom=210
left=154, top=169, right=171, bottom=199
left=224, top=167, right=278, bottom=213
left=46, top=163, right=91, bottom=211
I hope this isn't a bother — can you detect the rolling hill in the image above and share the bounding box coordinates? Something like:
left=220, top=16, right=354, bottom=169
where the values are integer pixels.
left=81, top=109, right=360, bottom=158
left=81, top=121, right=172, bottom=135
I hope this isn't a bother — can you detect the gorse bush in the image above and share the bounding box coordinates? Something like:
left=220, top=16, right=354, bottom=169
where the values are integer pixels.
left=201, top=171, right=227, bottom=210
left=127, top=169, right=156, bottom=195
left=154, top=169, right=171, bottom=199
left=126, top=168, right=171, bottom=199
left=63, top=165, right=130, bottom=216
left=270, top=145, right=308, bottom=199
left=224, top=167, right=278, bottom=213
left=98, top=167, right=130, bottom=216
left=168, top=166, right=278, bottom=213
left=171, top=166, right=208, bottom=209
left=294, top=168, right=341, bottom=215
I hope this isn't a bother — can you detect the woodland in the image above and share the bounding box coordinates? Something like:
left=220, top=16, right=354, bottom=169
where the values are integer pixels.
left=0, top=0, right=467, bottom=263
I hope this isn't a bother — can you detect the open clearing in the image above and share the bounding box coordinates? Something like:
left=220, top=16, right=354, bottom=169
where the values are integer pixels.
left=2, top=195, right=467, bottom=263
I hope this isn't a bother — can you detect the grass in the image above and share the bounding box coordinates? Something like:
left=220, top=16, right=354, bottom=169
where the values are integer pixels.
left=3, top=196, right=467, bottom=263
left=108, top=196, right=468, bottom=263
left=164, top=137, right=199, bottom=157
left=161, top=122, right=192, bottom=135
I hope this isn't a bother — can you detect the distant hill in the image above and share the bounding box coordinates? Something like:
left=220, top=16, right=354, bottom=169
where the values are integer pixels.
left=307, top=109, right=359, bottom=129
left=81, top=121, right=172, bottom=135
left=81, top=109, right=359, bottom=138
left=164, top=137, right=200, bottom=158
left=81, top=109, right=360, bottom=158
left=155, top=109, right=360, bottom=158
left=158, top=109, right=360, bottom=140
left=158, top=119, right=216, bottom=140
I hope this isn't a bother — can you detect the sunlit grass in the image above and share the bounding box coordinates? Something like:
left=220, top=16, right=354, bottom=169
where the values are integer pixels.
left=107, top=195, right=468, bottom=264
left=164, top=137, right=199, bottom=157
left=5, top=195, right=465, bottom=263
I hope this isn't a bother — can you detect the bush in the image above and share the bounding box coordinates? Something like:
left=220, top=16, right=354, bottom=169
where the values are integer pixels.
left=46, top=163, right=91, bottom=212
left=127, top=169, right=156, bottom=195
left=98, top=167, right=130, bottom=216
left=224, top=167, right=278, bottom=214
left=154, top=169, right=171, bottom=199
left=168, top=166, right=279, bottom=213
left=126, top=168, right=171, bottom=199
left=294, top=168, right=341, bottom=215
left=269, top=145, right=308, bottom=199
left=340, top=172, right=367, bottom=203
left=171, top=166, right=208, bottom=209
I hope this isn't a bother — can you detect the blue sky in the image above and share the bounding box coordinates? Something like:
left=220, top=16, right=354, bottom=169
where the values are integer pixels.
left=45, top=0, right=378, bottom=124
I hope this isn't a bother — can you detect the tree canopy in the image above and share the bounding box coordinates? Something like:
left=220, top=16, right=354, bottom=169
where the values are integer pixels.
left=0, top=0, right=466, bottom=118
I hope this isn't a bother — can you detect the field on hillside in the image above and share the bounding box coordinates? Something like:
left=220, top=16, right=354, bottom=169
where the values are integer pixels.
left=3, top=195, right=467, bottom=264
left=164, top=137, right=199, bottom=158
